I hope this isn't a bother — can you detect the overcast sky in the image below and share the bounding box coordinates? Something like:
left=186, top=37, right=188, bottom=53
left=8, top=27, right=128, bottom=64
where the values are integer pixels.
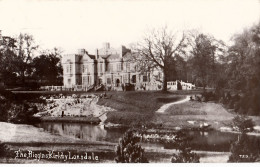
left=0, top=0, right=259, bottom=54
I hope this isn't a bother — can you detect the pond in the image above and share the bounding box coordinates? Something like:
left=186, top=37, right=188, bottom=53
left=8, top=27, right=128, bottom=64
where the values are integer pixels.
left=35, top=122, right=260, bottom=152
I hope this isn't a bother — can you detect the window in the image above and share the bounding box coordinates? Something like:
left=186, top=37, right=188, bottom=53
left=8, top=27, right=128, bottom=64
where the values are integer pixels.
left=83, top=76, right=87, bottom=85
left=86, top=65, right=89, bottom=72
left=109, top=64, right=114, bottom=72
left=123, top=63, right=126, bottom=71
left=99, top=64, right=103, bottom=72
left=89, top=76, right=92, bottom=84
left=69, top=65, right=72, bottom=73
left=66, top=64, right=72, bottom=73
left=126, top=63, right=130, bottom=71
left=143, top=76, right=148, bottom=82
left=83, top=65, right=85, bottom=73
left=123, top=74, right=128, bottom=83
left=66, top=65, right=70, bottom=73
left=131, top=75, right=136, bottom=83
left=117, top=63, right=122, bottom=72
left=107, top=78, right=111, bottom=84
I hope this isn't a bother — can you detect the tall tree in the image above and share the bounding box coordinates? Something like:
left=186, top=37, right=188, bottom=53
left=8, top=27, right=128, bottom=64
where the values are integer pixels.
left=136, top=27, right=187, bottom=91
left=15, top=33, right=38, bottom=84
left=189, top=33, right=224, bottom=90
left=32, top=48, right=63, bottom=86
left=0, top=36, right=18, bottom=86
left=226, top=22, right=260, bottom=91
left=225, top=22, right=260, bottom=115
left=174, top=54, right=188, bottom=81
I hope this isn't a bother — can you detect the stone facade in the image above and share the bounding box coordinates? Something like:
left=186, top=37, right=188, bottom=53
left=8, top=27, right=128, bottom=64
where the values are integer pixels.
left=62, top=43, right=163, bottom=91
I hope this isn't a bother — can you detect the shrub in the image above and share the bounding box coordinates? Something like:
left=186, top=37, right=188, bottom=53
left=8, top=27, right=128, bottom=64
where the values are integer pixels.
left=232, top=115, right=255, bottom=133
left=227, top=100, right=235, bottom=109
left=0, top=142, right=9, bottom=158
left=201, top=91, right=216, bottom=102
left=228, top=133, right=259, bottom=162
left=234, top=102, right=240, bottom=112
left=171, top=131, right=200, bottom=163
left=115, top=130, right=148, bottom=163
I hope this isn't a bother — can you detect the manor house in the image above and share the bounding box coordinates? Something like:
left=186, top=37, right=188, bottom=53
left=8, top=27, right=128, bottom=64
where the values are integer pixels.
left=62, top=43, right=163, bottom=91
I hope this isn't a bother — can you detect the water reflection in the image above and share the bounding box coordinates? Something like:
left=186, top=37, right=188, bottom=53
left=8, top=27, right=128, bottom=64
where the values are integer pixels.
left=35, top=122, right=260, bottom=152
left=35, top=122, right=128, bottom=143
left=187, top=131, right=237, bottom=152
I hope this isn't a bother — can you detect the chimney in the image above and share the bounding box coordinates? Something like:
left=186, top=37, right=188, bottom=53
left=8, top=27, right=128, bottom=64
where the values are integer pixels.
left=119, top=45, right=127, bottom=58
left=103, top=42, right=110, bottom=50
left=78, top=48, right=85, bottom=55
left=96, top=49, right=99, bottom=59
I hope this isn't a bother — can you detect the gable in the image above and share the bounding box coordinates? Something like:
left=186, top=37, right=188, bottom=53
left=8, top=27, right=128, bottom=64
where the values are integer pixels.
left=82, top=53, right=95, bottom=62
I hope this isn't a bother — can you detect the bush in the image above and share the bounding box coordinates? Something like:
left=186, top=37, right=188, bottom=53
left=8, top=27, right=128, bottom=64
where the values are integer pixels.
left=234, top=102, right=240, bottom=112
left=171, top=131, right=200, bottom=163
left=227, top=100, right=235, bottom=109
left=232, top=115, right=255, bottom=133
left=115, top=130, right=148, bottom=163
left=228, top=133, right=259, bottom=162
left=201, top=91, right=216, bottom=102
left=0, top=142, right=9, bottom=158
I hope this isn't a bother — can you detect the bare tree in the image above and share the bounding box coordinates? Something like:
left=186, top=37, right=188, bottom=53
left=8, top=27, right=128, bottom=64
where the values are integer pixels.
left=135, top=27, right=187, bottom=91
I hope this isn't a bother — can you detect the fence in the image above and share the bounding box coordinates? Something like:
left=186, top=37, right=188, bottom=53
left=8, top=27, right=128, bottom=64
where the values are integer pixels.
left=39, top=85, right=89, bottom=91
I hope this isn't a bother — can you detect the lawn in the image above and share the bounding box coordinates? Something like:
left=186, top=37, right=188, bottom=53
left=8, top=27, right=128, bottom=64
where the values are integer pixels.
left=151, top=101, right=235, bottom=129
left=98, top=91, right=260, bottom=130
left=97, top=91, right=185, bottom=126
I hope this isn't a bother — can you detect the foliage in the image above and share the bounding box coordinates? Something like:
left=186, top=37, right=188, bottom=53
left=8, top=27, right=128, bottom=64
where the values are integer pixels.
left=0, top=37, right=19, bottom=86
left=0, top=89, right=40, bottom=124
left=0, top=142, right=10, bottom=158
left=228, top=133, right=260, bottom=162
left=188, top=33, right=225, bottom=90
left=223, top=22, right=260, bottom=116
left=0, top=33, right=63, bottom=87
left=226, top=23, right=260, bottom=91
left=232, top=115, right=255, bottom=133
left=32, top=48, right=63, bottom=85
left=15, top=33, right=39, bottom=84
left=174, top=55, right=187, bottom=81
left=171, top=131, right=200, bottom=163
left=115, top=130, right=148, bottom=163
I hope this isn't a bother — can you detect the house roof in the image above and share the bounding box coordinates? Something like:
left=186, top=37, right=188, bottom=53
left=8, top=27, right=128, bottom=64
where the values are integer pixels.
left=106, top=54, right=121, bottom=60
left=88, top=54, right=96, bottom=59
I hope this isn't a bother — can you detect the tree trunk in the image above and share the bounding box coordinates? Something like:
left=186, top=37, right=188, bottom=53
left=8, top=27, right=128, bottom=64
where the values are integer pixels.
left=162, top=69, right=167, bottom=92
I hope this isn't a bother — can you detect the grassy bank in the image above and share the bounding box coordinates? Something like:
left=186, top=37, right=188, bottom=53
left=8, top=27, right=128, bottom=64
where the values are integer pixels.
left=97, top=91, right=185, bottom=126
left=97, top=91, right=260, bottom=130
left=151, top=101, right=260, bottom=130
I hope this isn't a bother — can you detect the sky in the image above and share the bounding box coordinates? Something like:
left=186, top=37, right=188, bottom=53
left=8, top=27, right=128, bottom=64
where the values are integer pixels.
left=0, top=0, right=259, bottom=54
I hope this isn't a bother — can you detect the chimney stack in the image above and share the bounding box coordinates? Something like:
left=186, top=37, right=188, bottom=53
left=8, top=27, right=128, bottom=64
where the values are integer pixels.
left=96, top=49, right=99, bottom=59
left=78, top=48, right=85, bottom=55
left=103, top=42, right=110, bottom=50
